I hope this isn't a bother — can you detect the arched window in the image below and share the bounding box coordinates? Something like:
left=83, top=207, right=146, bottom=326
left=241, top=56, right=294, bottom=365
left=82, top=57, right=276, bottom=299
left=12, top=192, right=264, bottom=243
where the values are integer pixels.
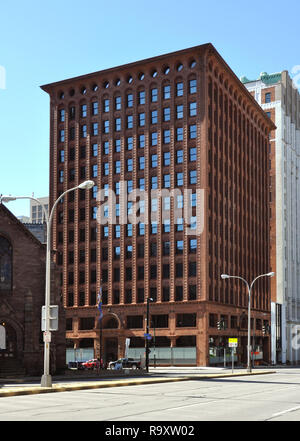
left=0, top=236, right=12, bottom=291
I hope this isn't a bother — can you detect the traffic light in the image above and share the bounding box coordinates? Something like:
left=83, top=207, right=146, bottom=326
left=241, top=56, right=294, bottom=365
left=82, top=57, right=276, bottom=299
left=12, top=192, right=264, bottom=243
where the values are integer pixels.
left=217, top=320, right=221, bottom=330
left=262, top=325, right=266, bottom=335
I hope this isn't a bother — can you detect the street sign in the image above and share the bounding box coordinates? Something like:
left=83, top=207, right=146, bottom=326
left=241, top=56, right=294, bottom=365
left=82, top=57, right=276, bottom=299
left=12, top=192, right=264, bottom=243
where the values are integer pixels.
left=43, top=331, right=51, bottom=343
left=41, top=305, right=59, bottom=331
left=144, top=333, right=152, bottom=340
left=228, top=338, right=238, bottom=348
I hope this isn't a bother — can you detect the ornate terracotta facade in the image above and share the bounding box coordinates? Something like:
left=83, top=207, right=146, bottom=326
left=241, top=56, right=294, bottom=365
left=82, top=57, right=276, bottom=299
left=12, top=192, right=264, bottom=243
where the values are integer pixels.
left=42, top=44, right=275, bottom=366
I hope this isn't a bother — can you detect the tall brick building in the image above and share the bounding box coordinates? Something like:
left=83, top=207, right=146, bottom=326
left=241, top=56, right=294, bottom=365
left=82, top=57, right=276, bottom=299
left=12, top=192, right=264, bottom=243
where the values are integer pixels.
left=0, top=204, right=66, bottom=375
left=41, top=44, right=275, bottom=366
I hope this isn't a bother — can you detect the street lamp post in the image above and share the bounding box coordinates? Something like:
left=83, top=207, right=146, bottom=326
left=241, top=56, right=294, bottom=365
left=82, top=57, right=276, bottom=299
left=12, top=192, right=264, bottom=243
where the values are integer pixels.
left=145, top=297, right=153, bottom=373
left=221, top=272, right=274, bottom=373
left=1, top=180, right=94, bottom=387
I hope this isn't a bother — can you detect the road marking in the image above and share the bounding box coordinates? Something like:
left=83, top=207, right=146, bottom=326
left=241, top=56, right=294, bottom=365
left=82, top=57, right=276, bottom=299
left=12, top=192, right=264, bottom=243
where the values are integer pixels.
left=268, top=405, right=300, bottom=420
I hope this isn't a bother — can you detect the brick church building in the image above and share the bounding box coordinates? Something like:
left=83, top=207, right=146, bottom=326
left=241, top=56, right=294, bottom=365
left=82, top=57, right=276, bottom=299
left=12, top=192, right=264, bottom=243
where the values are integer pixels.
left=0, top=203, right=66, bottom=376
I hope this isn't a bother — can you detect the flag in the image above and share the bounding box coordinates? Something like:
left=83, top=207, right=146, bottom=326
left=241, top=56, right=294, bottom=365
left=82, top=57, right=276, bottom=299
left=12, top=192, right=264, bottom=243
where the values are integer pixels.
left=97, top=286, right=103, bottom=321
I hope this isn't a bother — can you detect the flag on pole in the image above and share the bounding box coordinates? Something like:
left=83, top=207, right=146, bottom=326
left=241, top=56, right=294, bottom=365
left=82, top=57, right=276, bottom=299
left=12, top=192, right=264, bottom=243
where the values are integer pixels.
left=97, top=286, right=103, bottom=321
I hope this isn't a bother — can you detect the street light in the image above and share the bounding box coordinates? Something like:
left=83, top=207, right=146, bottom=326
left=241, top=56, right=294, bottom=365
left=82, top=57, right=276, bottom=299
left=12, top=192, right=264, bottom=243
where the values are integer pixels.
left=1, top=180, right=94, bottom=387
left=145, top=297, right=153, bottom=373
left=221, top=272, right=274, bottom=373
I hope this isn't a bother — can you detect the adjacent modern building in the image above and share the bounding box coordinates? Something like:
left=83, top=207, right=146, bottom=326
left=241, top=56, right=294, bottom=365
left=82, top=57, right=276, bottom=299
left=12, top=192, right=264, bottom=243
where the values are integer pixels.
left=30, top=196, right=49, bottom=223
left=242, top=71, right=300, bottom=364
left=41, top=43, right=275, bottom=366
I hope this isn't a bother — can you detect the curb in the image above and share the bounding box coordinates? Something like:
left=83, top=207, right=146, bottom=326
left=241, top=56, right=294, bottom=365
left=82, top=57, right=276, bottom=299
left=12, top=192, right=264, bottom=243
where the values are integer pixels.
left=0, top=370, right=276, bottom=398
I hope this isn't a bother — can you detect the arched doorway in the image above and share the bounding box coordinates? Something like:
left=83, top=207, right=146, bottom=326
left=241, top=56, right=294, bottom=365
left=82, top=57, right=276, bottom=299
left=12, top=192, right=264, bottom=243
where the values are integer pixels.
left=99, top=314, right=120, bottom=365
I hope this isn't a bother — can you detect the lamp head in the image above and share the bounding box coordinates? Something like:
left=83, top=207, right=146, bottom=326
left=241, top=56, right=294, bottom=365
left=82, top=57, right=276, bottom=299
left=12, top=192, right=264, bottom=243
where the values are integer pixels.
left=0, top=195, right=16, bottom=203
left=78, top=180, right=95, bottom=190
left=221, top=274, right=230, bottom=279
left=266, top=272, right=275, bottom=277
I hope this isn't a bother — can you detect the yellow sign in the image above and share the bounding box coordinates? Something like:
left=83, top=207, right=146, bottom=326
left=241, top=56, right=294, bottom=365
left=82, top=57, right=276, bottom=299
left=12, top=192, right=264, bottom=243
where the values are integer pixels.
left=228, top=338, right=238, bottom=347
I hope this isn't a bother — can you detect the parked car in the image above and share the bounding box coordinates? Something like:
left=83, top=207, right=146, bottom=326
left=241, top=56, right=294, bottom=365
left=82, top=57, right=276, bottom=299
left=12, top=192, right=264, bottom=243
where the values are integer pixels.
left=108, top=357, right=141, bottom=370
left=81, top=359, right=102, bottom=370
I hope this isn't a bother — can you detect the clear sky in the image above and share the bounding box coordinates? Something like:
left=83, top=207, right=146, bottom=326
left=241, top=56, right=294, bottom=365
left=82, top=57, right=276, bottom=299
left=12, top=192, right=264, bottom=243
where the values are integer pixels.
left=0, top=0, right=299, bottom=217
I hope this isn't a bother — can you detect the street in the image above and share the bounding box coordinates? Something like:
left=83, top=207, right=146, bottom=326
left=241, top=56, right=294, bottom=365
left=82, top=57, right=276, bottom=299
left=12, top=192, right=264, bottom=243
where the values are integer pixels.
left=0, top=369, right=300, bottom=421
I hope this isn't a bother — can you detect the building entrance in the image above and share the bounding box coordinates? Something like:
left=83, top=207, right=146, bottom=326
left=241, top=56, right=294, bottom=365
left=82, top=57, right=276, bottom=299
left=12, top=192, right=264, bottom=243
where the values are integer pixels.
left=105, top=338, right=118, bottom=365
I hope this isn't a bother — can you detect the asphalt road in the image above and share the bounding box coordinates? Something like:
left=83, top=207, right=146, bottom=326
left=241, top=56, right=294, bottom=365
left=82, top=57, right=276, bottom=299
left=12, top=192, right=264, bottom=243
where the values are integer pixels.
left=0, top=369, right=300, bottom=421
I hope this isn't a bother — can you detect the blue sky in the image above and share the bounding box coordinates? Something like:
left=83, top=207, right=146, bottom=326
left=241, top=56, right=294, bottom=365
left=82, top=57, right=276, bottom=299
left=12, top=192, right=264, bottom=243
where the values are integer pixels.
left=0, top=0, right=299, bottom=217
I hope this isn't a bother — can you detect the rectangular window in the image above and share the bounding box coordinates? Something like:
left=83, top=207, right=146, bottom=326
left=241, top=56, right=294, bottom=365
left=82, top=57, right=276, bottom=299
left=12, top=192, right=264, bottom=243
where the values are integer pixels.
left=126, top=316, right=143, bottom=329
left=163, top=107, right=170, bottom=121
left=92, top=164, right=98, bottom=178
left=115, top=96, right=121, bottom=110
left=189, top=170, right=197, bottom=184
left=176, top=149, right=183, bottom=164
left=127, top=136, right=133, bottom=150
left=177, top=127, right=183, bottom=141
left=81, top=104, right=87, bottom=118
left=189, top=124, right=197, bottom=139
left=127, top=158, right=133, bottom=172
left=92, top=143, right=98, bottom=157
left=59, top=129, right=65, bottom=142
left=176, top=313, right=196, bottom=327
left=103, top=120, right=109, bottom=133
left=151, top=110, right=158, bottom=124
left=92, top=122, right=98, bottom=136
left=139, top=134, right=145, bottom=148
left=176, top=82, right=183, bottom=96
left=151, top=154, right=158, bottom=168
left=176, top=104, right=183, bottom=119
left=265, top=92, right=271, bottom=103
left=59, top=109, right=65, bottom=122
left=112, top=139, right=120, bottom=153
left=190, top=147, right=197, bottom=161
left=151, top=88, right=158, bottom=102
left=139, top=156, right=145, bottom=170
left=127, top=93, right=133, bottom=108
left=103, top=141, right=109, bottom=155
left=103, top=162, right=109, bottom=175
left=115, top=118, right=121, bottom=132
left=164, top=174, right=170, bottom=188
left=69, top=106, right=75, bottom=120
left=151, top=176, right=158, bottom=189
left=139, top=90, right=145, bottom=105
left=189, top=101, right=197, bottom=116
left=151, top=315, right=168, bottom=328
left=189, top=79, right=197, bottom=94
left=164, top=151, right=170, bottom=166
left=163, top=129, right=170, bottom=144
left=189, top=238, right=197, bottom=253
left=164, top=85, right=171, bottom=100
left=103, top=99, right=109, bottom=112
left=151, top=132, right=158, bottom=146
left=127, top=115, right=133, bottom=129
left=115, top=160, right=121, bottom=174
left=92, top=101, right=98, bottom=115
left=139, top=112, right=145, bottom=127
left=177, top=172, right=184, bottom=186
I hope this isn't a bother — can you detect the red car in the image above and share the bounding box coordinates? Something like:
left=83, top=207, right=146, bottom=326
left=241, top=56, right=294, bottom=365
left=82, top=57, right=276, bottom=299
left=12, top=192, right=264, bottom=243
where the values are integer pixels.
left=81, top=359, right=102, bottom=370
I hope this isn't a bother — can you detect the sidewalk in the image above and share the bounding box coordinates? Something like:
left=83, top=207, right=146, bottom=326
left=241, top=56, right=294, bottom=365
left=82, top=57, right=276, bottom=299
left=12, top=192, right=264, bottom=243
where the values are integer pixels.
left=0, top=368, right=276, bottom=397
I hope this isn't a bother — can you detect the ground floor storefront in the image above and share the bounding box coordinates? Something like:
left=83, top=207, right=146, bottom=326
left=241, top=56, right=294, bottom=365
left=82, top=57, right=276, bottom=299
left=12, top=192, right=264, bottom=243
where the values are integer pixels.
left=65, top=303, right=271, bottom=367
